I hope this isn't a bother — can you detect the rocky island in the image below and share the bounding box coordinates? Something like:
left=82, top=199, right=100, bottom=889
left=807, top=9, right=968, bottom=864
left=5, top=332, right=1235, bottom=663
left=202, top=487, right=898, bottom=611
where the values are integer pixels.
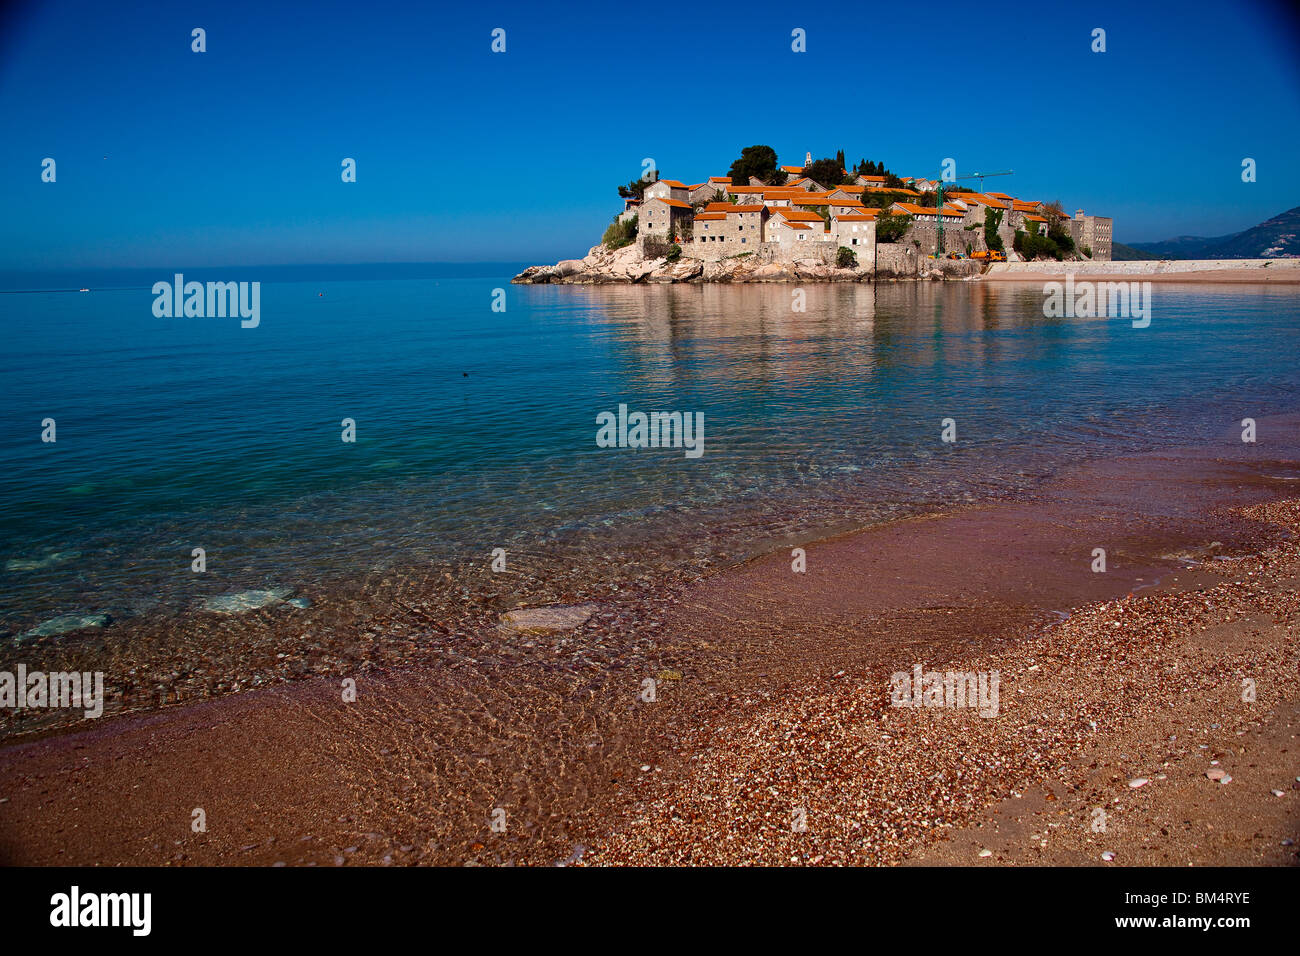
left=515, top=145, right=1113, bottom=284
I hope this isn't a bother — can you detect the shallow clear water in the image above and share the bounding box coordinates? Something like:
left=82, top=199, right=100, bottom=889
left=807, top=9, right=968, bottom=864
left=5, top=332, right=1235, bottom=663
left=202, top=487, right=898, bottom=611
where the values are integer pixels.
left=1, top=276, right=1298, bottom=630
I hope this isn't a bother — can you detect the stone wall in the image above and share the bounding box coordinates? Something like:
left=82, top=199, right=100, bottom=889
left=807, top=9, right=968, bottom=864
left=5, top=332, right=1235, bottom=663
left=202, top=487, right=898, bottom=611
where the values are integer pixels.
left=902, top=220, right=979, bottom=257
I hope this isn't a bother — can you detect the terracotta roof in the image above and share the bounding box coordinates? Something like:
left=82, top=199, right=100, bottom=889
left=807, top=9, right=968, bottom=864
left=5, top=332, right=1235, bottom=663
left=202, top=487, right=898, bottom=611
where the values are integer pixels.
left=833, top=185, right=866, bottom=193
left=1024, top=214, right=1048, bottom=222
left=987, top=192, right=1014, bottom=200
left=836, top=213, right=879, bottom=221
left=784, top=222, right=813, bottom=231
left=775, top=207, right=825, bottom=223
left=891, top=202, right=964, bottom=218
left=693, top=213, right=726, bottom=221
left=658, top=179, right=688, bottom=188
left=950, top=193, right=1006, bottom=209
left=1012, top=200, right=1042, bottom=212
left=687, top=183, right=706, bottom=190
left=780, top=165, right=804, bottom=174
left=703, top=202, right=734, bottom=212
left=858, top=175, right=886, bottom=183
left=726, top=204, right=765, bottom=213
left=727, top=185, right=766, bottom=193
left=708, top=176, right=732, bottom=183
left=647, top=197, right=692, bottom=209
left=830, top=198, right=867, bottom=208
left=865, top=186, right=920, bottom=196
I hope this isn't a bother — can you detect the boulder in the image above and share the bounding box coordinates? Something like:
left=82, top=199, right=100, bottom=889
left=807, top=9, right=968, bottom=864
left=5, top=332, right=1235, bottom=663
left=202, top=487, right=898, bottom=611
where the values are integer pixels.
left=500, top=604, right=599, bottom=635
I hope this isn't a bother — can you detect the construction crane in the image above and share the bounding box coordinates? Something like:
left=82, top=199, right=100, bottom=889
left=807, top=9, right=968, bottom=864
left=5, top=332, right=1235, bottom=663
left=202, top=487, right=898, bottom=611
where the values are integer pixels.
left=934, top=169, right=1013, bottom=254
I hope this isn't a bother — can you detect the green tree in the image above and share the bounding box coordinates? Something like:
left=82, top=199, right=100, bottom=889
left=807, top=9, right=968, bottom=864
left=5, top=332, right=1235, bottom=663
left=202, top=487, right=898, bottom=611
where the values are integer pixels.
left=801, top=157, right=844, bottom=187
left=727, top=145, right=779, bottom=186
left=617, top=176, right=655, bottom=200
left=876, top=212, right=912, bottom=243
left=984, top=208, right=1004, bottom=252
left=836, top=246, right=857, bottom=268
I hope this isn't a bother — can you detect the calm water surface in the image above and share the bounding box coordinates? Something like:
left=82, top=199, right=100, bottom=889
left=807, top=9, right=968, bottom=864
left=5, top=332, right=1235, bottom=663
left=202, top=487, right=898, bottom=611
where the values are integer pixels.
left=2, top=277, right=1298, bottom=630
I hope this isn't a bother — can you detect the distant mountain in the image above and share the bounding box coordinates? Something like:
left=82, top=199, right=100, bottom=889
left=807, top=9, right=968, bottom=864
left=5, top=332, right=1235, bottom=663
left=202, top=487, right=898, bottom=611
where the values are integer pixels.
left=1111, top=242, right=1161, bottom=261
left=1127, top=206, right=1300, bottom=259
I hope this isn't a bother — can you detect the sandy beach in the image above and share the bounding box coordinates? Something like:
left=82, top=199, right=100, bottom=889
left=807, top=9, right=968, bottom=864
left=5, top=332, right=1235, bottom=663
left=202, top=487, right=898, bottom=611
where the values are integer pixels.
left=2, top=419, right=1298, bottom=866
left=981, top=259, right=1300, bottom=283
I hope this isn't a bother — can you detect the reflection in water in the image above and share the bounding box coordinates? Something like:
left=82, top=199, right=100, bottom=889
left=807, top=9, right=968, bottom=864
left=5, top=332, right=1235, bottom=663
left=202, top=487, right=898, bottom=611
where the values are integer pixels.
left=1, top=279, right=1298, bottom=627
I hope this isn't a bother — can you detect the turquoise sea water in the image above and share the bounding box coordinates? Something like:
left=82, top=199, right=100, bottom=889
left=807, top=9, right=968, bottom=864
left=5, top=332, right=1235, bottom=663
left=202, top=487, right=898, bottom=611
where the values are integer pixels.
left=1, top=274, right=1298, bottom=631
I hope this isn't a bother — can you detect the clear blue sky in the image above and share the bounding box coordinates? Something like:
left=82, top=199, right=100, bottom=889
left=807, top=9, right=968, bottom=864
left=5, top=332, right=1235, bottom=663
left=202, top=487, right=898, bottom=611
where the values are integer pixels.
left=2, top=0, right=1298, bottom=269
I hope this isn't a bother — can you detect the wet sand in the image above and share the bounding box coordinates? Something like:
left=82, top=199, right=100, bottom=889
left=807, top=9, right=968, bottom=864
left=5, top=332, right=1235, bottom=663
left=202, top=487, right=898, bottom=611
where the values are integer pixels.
left=2, top=422, right=1299, bottom=866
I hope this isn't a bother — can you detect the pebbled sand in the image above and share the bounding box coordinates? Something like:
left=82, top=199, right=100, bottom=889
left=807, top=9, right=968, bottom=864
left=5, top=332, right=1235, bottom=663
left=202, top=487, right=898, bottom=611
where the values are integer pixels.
left=2, top=428, right=1299, bottom=866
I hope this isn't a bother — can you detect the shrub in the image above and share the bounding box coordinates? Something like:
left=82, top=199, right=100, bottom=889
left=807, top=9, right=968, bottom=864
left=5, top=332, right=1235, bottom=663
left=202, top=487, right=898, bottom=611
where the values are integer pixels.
left=984, top=208, right=1004, bottom=252
left=641, top=235, right=677, bottom=260
left=876, top=212, right=912, bottom=243
left=836, top=246, right=857, bottom=268
left=603, top=215, right=638, bottom=250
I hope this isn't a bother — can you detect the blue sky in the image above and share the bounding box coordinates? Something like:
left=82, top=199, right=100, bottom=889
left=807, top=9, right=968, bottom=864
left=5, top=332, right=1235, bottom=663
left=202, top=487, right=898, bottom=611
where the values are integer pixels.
left=1, top=0, right=1298, bottom=269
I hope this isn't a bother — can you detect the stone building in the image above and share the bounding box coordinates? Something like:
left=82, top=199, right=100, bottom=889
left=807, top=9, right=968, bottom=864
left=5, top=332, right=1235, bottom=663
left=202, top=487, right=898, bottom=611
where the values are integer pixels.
left=1071, top=209, right=1113, bottom=261
left=766, top=207, right=833, bottom=253
left=689, top=203, right=768, bottom=260
left=832, top=212, right=877, bottom=253
left=643, top=179, right=690, bottom=203
left=640, top=196, right=693, bottom=238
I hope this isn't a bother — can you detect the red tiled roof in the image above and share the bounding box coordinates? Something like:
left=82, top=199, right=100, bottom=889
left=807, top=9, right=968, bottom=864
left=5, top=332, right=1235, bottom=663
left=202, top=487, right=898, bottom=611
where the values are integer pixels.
left=775, top=207, right=825, bottom=223
left=658, top=179, right=688, bottom=188
left=694, top=213, right=726, bottom=221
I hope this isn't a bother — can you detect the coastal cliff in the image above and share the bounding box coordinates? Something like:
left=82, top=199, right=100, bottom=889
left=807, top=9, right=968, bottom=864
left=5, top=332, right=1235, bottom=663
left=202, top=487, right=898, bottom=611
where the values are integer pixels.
left=513, top=242, right=969, bottom=284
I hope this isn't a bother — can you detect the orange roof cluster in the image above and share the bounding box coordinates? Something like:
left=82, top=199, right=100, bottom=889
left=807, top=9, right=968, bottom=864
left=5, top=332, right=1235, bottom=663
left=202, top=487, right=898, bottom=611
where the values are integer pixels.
left=830, top=197, right=866, bottom=208
left=658, top=179, right=688, bottom=188
left=727, top=185, right=766, bottom=194
left=949, top=192, right=1006, bottom=209
left=891, top=202, right=966, bottom=217
left=780, top=165, right=804, bottom=174
left=693, top=212, right=726, bottom=221
left=775, top=207, right=825, bottom=223
left=708, top=176, right=731, bottom=183
left=833, top=184, right=866, bottom=193
left=648, top=197, right=692, bottom=209
left=865, top=186, right=920, bottom=196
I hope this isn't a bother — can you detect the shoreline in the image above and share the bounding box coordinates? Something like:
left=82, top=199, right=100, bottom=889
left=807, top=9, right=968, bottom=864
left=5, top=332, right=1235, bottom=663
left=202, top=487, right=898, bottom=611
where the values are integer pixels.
left=2, top=423, right=1299, bottom=865
left=515, top=249, right=1300, bottom=285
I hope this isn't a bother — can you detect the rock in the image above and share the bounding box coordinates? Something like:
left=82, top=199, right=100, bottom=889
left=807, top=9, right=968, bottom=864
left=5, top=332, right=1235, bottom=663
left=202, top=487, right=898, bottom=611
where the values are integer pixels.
left=203, top=588, right=294, bottom=614
left=555, top=259, right=586, bottom=277
left=1101, top=851, right=1116, bottom=861
left=977, top=848, right=992, bottom=858
left=1271, top=789, right=1285, bottom=797
left=656, top=669, right=683, bottom=682
left=6, top=550, right=82, bottom=572
left=286, top=597, right=312, bottom=609
left=500, top=603, right=598, bottom=635
left=1206, top=768, right=1227, bottom=781
left=17, top=611, right=111, bottom=641
left=1128, top=777, right=1149, bottom=788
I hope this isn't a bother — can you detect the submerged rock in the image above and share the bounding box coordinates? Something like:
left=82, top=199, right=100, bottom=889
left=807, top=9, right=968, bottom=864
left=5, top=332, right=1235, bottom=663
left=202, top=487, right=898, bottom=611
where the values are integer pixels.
left=500, top=603, right=598, bottom=635
left=203, top=588, right=294, bottom=614
left=6, top=550, right=82, bottom=572
left=18, top=611, right=111, bottom=641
